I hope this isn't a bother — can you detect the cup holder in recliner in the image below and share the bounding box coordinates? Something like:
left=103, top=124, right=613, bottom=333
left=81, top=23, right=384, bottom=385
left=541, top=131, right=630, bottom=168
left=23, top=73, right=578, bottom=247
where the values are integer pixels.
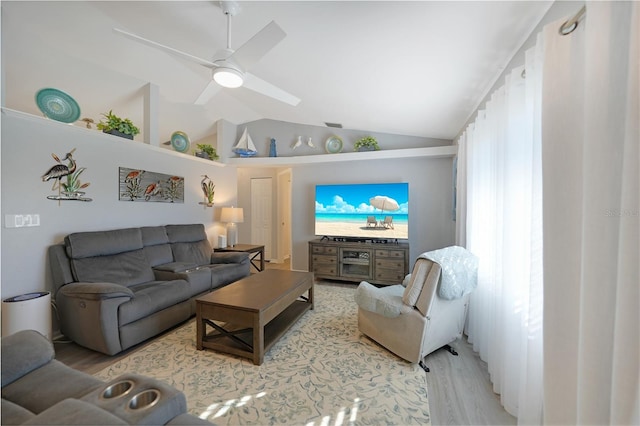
left=101, top=380, right=135, bottom=399
left=127, top=389, right=160, bottom=411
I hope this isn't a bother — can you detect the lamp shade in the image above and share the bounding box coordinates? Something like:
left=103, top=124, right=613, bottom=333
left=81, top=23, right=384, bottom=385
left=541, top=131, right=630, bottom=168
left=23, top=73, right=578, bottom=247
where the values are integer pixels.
left=220, top=207, right=244, bottom=223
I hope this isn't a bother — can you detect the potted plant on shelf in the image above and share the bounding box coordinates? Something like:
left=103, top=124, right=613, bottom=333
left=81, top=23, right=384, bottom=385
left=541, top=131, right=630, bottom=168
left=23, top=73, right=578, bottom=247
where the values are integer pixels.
left=354, top=136, right=380, bottom=152
left=195, top=144, right=219, bottom=160
left=96, top=110, right=140, bottom=140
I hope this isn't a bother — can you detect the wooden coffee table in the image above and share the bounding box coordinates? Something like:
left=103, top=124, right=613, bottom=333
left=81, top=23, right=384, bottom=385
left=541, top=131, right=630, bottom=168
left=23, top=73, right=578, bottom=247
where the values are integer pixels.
left=195, top=269, right=314, bottom=365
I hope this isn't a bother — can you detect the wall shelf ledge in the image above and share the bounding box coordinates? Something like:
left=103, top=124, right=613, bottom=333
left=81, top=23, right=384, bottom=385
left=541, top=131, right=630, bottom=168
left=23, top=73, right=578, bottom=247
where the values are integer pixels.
left=225, top=145, right=457, bottom=168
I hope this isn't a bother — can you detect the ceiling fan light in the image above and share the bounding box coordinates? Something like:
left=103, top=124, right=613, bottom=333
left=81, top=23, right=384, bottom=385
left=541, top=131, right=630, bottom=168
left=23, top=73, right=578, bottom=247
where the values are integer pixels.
left=213, top=67, right=244, bottom=88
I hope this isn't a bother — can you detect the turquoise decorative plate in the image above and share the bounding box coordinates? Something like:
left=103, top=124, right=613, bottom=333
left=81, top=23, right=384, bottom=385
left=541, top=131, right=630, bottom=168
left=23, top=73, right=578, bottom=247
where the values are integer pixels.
left=35, top=88, right=81, bottom=123
left=325, top=136, right=343, bottom=154
left=170, top=131, right=190, bottom=153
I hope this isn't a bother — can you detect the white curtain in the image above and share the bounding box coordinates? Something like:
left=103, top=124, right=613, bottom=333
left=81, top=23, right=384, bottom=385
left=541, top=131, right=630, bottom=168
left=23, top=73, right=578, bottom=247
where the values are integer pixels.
left=457, top=34, right=545, bottom=423
left=541, top=2, right=639, bottom=425
left=458, top=2, right=639, bottom=424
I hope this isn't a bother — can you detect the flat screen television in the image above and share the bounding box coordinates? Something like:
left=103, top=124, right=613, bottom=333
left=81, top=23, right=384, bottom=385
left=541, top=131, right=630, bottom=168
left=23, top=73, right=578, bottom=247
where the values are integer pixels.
left=315, top=182, right=409, bottom=241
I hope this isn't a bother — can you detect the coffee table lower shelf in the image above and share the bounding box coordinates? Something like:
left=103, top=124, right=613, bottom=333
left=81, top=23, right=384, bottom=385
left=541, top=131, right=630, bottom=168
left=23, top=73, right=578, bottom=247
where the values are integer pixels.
left=199, top=300, right=311, bottom=364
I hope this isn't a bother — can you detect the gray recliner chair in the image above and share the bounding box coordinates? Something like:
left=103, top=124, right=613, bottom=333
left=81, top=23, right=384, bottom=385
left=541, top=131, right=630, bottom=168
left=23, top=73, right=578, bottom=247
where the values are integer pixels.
left=355, top=246, right=478, bottom=371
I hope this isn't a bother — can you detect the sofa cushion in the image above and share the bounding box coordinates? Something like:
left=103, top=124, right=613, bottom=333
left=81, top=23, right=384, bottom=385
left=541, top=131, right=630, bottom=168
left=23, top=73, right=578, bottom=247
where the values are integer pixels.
left=118, top=280, right=191, bottom=326
left=23, top=398, right=127, bottom=425
left=1, top=360, right=102, bottom=415
left=171, top=240, right=212, bottom=266
left=140, top=226, right=170, bottom=246
left=65, top=228, right=143, bottom=259
left=1, top=330, right=54, bottom=387
left=165, top=224, right=206, bottom=243
left=211, top=251, right=249, bottom=264
left=141, top=226, right=174, bottom=267
left=1, top=398, right=35, bottom=425
left=65, top=228, right=155, bottom=286
left=355, top=282, right=408, bottom=318
left=70, top=249, right=155, bottom=287
left=210, top=263, right=250, bottom=289
left=165, top=224, right=213, bottom=266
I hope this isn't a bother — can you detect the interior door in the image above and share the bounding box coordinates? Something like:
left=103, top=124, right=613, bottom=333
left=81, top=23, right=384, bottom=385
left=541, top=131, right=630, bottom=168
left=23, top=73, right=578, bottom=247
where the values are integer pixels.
left=277, top=169, right=292, bottom=263
left=250, top=178, right=273, bottom=260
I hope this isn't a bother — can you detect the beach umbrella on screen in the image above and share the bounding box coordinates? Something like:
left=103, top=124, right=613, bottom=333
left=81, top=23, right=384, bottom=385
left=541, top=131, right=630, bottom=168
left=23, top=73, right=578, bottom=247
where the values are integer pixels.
left=369, top=195, right=400, bottom=214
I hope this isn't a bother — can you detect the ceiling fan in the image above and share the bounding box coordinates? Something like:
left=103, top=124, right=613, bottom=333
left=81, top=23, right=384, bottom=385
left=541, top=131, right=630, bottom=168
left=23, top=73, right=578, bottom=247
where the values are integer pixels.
left=113, top=1, right=300, bottom=106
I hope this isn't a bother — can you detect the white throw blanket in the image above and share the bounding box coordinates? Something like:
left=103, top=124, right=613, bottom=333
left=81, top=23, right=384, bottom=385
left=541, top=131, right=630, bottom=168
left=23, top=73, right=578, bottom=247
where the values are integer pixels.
left=419, top=246, right=478, bottom=300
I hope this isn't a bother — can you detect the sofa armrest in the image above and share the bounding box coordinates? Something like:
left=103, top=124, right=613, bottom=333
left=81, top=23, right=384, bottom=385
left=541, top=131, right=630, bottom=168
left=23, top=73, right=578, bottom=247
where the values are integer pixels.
left=210, top=252, right=249, bottom=264
left=59, top=282, right=133, bottom=301
left=153, top=267, right=212, bottom=296
left=354, top=281, right=412, bottom=318
left=1, top=330, right=55, bottom=387
left=154, top=262, right=199, bottom=273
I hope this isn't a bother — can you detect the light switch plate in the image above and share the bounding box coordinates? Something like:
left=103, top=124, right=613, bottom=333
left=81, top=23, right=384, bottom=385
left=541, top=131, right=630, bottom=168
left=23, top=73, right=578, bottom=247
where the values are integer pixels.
left=4, top=214, right=40, bottom=228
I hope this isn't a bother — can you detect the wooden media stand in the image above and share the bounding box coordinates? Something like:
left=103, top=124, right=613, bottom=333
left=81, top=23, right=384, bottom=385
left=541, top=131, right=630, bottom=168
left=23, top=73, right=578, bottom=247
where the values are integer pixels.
left=309, top=239, right=409, bottom=285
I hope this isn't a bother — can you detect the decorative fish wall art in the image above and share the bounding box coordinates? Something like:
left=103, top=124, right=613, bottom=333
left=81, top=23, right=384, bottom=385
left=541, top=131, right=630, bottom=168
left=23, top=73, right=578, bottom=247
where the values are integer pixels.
left=41, top=148, right=92, bottom=202
left=119, top=167, right=184, bottom=203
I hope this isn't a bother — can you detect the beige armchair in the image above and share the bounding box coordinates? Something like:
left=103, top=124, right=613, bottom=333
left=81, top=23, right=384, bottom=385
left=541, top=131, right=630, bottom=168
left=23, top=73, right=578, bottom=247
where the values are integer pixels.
left=355, top=247, right=477, bottom=372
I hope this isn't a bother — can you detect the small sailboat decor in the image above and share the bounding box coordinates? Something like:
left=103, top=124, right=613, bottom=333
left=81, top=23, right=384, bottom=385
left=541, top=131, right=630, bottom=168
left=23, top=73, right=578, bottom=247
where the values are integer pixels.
left=233, top=127, right=257, bottom=157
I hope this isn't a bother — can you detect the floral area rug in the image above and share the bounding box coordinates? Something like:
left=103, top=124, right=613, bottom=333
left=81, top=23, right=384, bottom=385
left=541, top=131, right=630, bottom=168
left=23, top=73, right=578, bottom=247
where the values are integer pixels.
left=95, top=283, right=430, bottom=425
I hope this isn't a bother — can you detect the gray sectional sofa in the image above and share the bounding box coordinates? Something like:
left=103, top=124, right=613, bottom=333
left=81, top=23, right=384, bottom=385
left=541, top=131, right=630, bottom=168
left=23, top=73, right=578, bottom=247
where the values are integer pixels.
left=2, top=329, right=210, bottom=425
left=48, top=224, right=250, bottom=355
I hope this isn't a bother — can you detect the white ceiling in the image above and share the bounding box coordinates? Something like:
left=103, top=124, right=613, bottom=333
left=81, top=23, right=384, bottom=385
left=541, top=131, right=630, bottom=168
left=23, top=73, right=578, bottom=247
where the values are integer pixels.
left=2, top=1, right=552, bottom=144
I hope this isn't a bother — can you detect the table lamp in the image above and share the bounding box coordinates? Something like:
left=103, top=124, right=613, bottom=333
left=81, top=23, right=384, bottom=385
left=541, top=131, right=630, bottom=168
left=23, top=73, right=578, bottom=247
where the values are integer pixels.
left=220, top=207, right=244, bottom=247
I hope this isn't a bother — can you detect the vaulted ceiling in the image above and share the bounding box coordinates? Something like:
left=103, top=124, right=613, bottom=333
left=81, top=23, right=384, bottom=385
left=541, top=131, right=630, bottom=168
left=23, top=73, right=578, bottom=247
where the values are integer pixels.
left=2, top=1, right=552, bottom=145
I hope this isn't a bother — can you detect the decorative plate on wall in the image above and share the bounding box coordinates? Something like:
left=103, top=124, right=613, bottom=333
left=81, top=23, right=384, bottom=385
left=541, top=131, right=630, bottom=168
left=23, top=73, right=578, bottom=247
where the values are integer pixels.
left=325, top=136, right=343, bottom=154
left=35, top=88, right=81, bottom=123
left=170, top=131, right=190, bottom=153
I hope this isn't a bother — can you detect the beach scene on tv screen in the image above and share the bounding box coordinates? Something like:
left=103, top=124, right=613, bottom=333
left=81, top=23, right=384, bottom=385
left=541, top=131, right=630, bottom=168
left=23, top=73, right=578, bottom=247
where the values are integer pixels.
left=315, top=182, right=409, bottom=239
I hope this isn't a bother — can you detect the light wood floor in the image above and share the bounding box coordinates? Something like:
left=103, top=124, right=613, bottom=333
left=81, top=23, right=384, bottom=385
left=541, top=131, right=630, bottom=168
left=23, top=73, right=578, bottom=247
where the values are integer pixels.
left=54, top=258, right=515, bottom=425
left=425, top=337, right=516, bottom=425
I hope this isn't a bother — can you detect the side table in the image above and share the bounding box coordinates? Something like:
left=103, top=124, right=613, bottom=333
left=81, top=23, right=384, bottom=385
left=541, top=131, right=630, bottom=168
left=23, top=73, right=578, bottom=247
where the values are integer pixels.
left=216, top=244, right=265, bottom=272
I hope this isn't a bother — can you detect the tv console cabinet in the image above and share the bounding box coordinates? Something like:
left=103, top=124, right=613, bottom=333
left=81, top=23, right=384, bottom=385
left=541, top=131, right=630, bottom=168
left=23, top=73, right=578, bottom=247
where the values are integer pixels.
left=309, top=239, right=410, bottom=285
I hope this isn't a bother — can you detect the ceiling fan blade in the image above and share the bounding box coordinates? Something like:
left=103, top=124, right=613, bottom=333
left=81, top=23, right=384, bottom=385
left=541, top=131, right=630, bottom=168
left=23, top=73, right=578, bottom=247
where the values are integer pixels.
left=194, top=80, right=223, bottom=105
left=113, top=28, right=218, bottom=69
left=229, top=21, right=286, bottom=71
left=243, top=73, right=301, bottom=106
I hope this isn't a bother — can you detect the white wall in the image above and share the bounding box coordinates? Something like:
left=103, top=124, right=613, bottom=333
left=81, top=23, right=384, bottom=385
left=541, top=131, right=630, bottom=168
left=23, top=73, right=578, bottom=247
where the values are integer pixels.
left=289, top=156, right=455, bottom=271
left=0, top=109, right=238, bottom=301
left=231, top=119, right=456, bottom=271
